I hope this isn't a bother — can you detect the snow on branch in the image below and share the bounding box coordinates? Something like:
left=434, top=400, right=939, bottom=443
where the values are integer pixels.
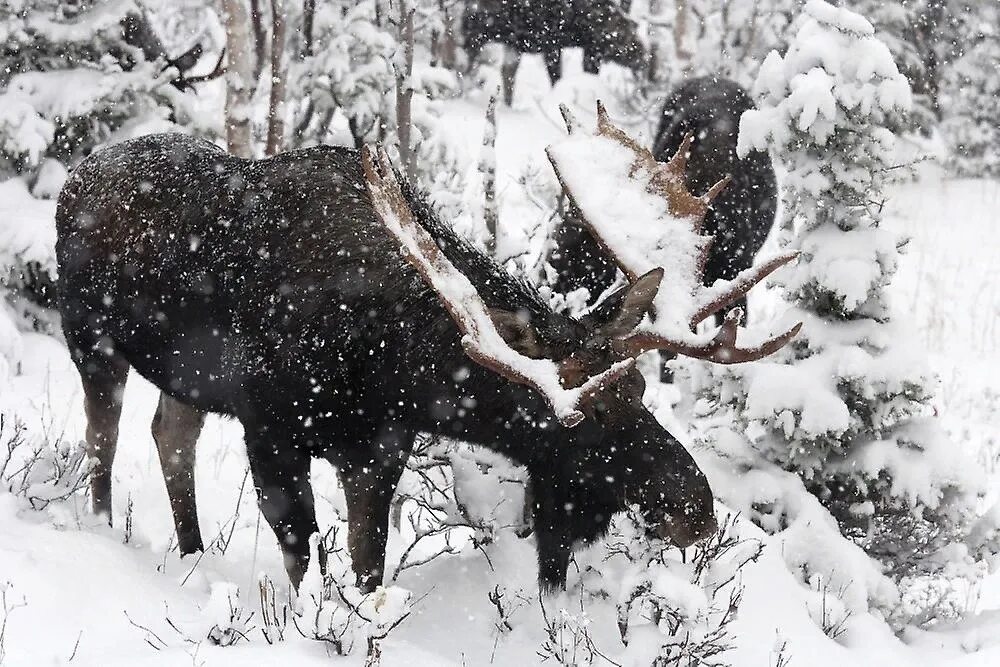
left=738, top=0, right=912, bottom=159
left=361, top=146, right=633, bottom=427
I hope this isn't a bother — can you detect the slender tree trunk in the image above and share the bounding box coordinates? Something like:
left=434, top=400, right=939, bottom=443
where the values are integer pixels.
left=395, top=0, right=416, bottom=181
left=480, top=92, right=499, bottom=253
left=302, top=0, right=316, bottom=57
left=916, top=0, right=945, bottom=122
left=249, top=0, right=269, bottom=81
left=266, top=0, right=287, bottom=156
left=223, top=0, right=255, bottom=158
left=674, top=0, right=690, bottom=68
left=434, top=0, right=458, bottom=70
left=646, top=0, right=665, bottom=81
left=290, top=0, right=317, bottom=146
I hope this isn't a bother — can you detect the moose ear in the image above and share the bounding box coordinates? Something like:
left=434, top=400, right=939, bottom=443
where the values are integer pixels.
left=489, top=308, right=546, bottom=358
left=584, top=268, right=663, bottom=339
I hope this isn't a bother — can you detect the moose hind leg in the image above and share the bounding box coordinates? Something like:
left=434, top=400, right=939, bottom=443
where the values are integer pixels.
left=76, top=351, right=128, bottom=523
left=151, top=392, right=206, bottom=555
left=246, top=428, right=319, bottom=590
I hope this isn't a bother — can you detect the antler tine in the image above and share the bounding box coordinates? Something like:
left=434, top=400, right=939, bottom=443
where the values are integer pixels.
left=690, top=251, right=799, bottom=327
left=687, top=174, right=732, bottom=238
left=593, top=100, right=659, bottom=173
left=664, top=132, right=695, bottom=177
left=703, top=174, right=731, bottom=205
left=595, top=100, right=612, bottom=129
left=715, top=308, right=741, bottom=350
left=613, top=318, right=802, bottom=365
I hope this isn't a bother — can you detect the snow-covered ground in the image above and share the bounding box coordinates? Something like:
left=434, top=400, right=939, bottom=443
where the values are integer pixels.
left=1, top=57, right=998, bottom=666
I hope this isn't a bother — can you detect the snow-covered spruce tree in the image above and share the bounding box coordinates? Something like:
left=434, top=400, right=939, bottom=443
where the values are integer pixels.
left=685, top=0, right=991, bottom=626
left=939, top=0, right=1000, bottom=176
left=847, top=0, right=936, bottom=135
left=285, top=0, right=463, bottom=186
left=0, top=0, right=209, bottom=174
left=286, top=0, right=396, bottom=149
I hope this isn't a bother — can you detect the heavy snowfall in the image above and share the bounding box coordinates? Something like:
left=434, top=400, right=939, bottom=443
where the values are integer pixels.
left=0, top=0, right=998, bottom=665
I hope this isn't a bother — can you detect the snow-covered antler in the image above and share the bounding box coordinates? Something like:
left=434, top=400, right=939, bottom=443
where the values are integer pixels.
left=361, top=145, right=633, bottom=427
left=547, top=101, right=801, bottom=364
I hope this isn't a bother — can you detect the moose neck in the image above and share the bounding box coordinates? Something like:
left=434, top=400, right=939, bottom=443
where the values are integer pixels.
left=424, top=360, right=569, bottom=462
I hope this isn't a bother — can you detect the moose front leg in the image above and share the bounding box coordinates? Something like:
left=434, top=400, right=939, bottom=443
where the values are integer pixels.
left=500, top=46, right=521, bottom=105
left=531, top=492, right=574, bottom=593
left=336, top=438, right=408, bottom=593
left=534, top=523, right=573, bottom=593
left=528, top=474, right=575, bottom=592
left=543, top=48, right=563, bottom=86
left=246, top=427, right=319, bottom=590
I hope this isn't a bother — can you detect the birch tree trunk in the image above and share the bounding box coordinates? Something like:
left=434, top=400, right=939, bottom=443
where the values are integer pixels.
left=223, top=0, right=255, bottom=158
left=266, top=0, right=286, bottom=156
left=395, top=0, right=416, bottom=181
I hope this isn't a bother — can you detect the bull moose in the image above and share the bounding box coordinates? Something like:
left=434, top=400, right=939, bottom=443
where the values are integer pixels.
left=55, top=110, right=791, bottom=592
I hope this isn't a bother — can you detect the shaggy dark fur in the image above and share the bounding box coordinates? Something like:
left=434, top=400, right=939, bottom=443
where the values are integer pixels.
left=56, top=134, right=715, bottom=591
left=463, top=0, right=645, bottom=104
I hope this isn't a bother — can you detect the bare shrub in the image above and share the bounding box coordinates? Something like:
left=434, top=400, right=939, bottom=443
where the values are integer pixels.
left=0, top=414, right=89, bottom=512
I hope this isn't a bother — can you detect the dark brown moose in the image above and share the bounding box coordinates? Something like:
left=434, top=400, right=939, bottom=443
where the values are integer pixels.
left=55, top=113, right=794, bottom=592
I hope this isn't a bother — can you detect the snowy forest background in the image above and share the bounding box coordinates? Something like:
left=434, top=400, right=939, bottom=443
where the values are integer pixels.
left=0, top=0, right=998, bottom=665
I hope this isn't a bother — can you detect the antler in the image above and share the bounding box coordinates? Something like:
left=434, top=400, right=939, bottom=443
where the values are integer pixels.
left=362, top=145, right=633, bottom=427
left=546, top=101, right=801, bottom=364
